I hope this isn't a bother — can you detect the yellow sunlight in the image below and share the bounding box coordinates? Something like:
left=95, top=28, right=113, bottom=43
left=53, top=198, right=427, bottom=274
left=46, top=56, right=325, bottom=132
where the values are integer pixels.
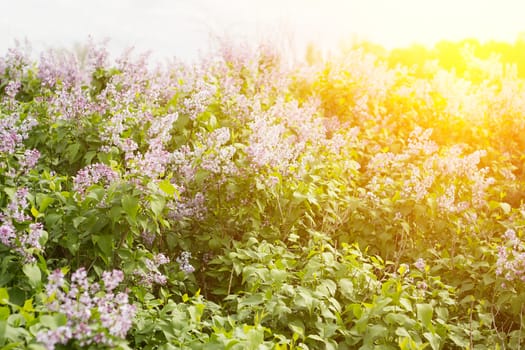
left=285, top=0, right=525, bottom=52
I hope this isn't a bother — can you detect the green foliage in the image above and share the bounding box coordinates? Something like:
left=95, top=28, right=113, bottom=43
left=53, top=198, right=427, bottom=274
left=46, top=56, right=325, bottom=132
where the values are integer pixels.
left=1, top=38, right=525, bottom=348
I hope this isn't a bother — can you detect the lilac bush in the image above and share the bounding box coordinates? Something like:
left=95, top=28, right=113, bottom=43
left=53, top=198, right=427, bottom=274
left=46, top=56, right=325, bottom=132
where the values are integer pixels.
left=1, top=38, right=525, bottom=348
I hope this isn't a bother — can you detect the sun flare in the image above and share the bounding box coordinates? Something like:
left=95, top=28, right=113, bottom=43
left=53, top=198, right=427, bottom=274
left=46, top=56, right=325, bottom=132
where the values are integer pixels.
left=276, top=0, right=525, bottom=54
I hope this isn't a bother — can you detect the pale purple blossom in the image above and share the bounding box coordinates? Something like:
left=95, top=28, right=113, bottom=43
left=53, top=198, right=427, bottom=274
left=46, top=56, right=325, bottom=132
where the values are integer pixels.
left=496, top=229, right=525, bottom=285
left=168, top=192, right=207, bottom=221
left=0, top=113, right=37, bottom=154
left=181, top=81, right=216, bottom=120
left=176, top=251, right=195, bottom=274
left=38, top=268, right=136, bottom=350
left=73, top=163, right=119, bottom=199
left=133, top=253, right=170, bottom=287
left=0, top=223, right=15, bottom=246
left=141, top=230, right=155, bottom=247
left=4, top=80, right=21, bottom=99
left=414, top=258, right=426, bottom=272
left=19, top=148, right=40, bottom=172
left=102, top=270, right=124, bottom=292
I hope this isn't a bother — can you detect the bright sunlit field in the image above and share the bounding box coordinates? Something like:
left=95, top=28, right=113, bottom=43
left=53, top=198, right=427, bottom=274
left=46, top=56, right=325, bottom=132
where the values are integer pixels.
left=2, top=1, right=525, bottom=349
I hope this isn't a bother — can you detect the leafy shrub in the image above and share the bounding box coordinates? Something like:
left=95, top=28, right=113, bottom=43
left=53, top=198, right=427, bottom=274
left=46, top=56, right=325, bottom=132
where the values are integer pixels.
left=1, top=38, right=525, bottom=348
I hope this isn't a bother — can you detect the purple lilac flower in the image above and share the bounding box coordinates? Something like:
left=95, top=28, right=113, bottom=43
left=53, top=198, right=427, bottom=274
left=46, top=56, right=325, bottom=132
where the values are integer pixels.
left=141, top=230, right=155, bottom=247
left=73, top=163, right=118, bottom=199
left=168, top=192, right=207, bottom=221
left=102, top=270, right=124, bottom=292
left=0, top=223, right=15, bottom=246
left=38, top=49, right=83, bottom=88
left=414, top=258, right=426, bottom=272
left=18, top=222, right=44, bottom=252
left=181, top=81, right=216, bottom=120
left=48, top=85, right=96, bottom=121
left=133, top=253, right=170, bottom=287
left=4, top=80, right=21, bottom=99
left=37, top=268, right=136, bottom=350
left=3, top=187, right=31, bottom=224
left=495, top=229, right=525, bottom=285
left=0, top=113, right=37, bottom=154
left=19, top=148, right=40, bottom=172
left=176, top=251, right=195, bottom=274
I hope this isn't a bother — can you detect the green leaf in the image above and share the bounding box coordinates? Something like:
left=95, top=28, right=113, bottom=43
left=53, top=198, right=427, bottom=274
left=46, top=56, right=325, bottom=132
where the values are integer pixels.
left=0, top=289, right=9, bottom=305
left=38, top=314, right=67, bottom=329
left=317, top=279, right=337, bottom=297
left=23, top=264, right=41, bottom=289
left=72, top=216, right=86, bottom=229
left=122, top=194, right=139, bottom=220
left=30, top=206, right=41, bottom=218
left=500, top=202, right=511, bottom=214
left=239, top=293, right=264, bottom=307
left=423, top=332, right=442, bottom=350
left=416, top=303, right=434, bottom=332
left=385, top=313, right=415, bottom=327
left=36, top=194, right=54, bottom=212
left=395, top=327, right=410, bottom=338
left=365, top=324, right=387, bottom=343
left=289, top=319, right=305, bottom=340
left=66, top=143, right=81, bottom=163
left=150, top=195, right=166, bottom=217
left=339, top=279, right=354, bottom=301
left=448, top=330, right=469, bottom=347
left=159, top=179, right=178, bottom=197
left=92, top=234, right=113, bottom=259
left=307, top=334, right=327, bottom=343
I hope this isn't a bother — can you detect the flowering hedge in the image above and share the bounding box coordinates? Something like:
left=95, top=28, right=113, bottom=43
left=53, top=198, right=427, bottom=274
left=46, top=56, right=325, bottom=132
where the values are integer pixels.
left=1, top=38, right=525, bottom=348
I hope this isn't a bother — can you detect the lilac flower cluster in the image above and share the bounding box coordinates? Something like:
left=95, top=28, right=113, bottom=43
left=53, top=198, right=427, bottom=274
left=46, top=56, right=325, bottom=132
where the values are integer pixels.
left=37, top=268, right=136, bottom=350
left=38, top=49, right=83, bottom=88
left=246, top=115, right=298, bottom=171
left=131, top=139, right=172, bottom=179
left=170, top=145, right=197, bottom=182
left=19, top=148, right=41, bottom=173
left=133, top=253, right=170, bottom=287
left=4, top=80, right=21, bottom=99
left=496, top=229, right=525, bottom=285
left=126, top=113, right=179, bottom=179
left=1, top=41, right=31, bottom=81
left=198, top=127, right=238, bottom=181
left=141, top=230, right=156, bottom=248
left=38, top=38, right=109, bottom=89
left=0, top=112, right=38, bottom=154
left=48, top=85, right=98, bottom=121
left=366, top=127, right=494, bottom=213
left=173, top=63, right=217, bottom=121
left=72, top=163, right=119, bottom=199
left=168, top=192, right=207, bottom=221
left=242, top=96, right=332, bottom=178
left=414, top=258, right=426, bottom=272
left=0, top=188, right=46, bottom=262
left=181, top=81, right=217, bottom=120
left=176, top=251, right=195, bottom=274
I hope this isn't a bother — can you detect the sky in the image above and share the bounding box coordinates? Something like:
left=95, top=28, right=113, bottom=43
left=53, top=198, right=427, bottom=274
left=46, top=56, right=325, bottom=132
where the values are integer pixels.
left=1, top=0, right=525, bottom=62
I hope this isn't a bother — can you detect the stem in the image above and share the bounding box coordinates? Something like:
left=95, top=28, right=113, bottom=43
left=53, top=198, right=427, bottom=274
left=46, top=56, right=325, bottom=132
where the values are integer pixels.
left=469, top=300, right=474, bottom=350
left=227, top=265, right=234, bottom=295
left=518, top=306, right=523, bottom=350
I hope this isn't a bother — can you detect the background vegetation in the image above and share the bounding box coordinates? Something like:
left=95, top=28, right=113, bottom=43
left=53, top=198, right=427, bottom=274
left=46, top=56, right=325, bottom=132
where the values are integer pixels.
left=1, top=37, right=525, bottom=349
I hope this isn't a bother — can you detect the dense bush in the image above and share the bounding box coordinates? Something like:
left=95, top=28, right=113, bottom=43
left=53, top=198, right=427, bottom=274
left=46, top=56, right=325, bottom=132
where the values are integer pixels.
left=1, top=38, right=525, bottom=349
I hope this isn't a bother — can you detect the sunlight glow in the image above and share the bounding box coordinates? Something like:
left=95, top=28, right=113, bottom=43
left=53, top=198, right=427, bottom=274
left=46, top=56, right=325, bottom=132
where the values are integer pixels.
left=1, top=0, right=525, bottom=60
left=281, top=0, right=525, bottom=52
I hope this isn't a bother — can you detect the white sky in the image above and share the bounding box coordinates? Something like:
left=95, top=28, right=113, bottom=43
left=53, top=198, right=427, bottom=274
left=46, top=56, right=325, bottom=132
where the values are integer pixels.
left=1, top=0, right=525, bottom=61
